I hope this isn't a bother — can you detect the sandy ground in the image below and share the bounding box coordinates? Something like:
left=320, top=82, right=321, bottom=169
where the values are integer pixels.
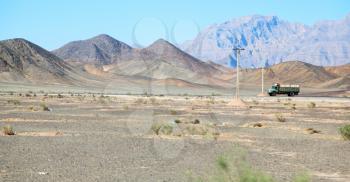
left=0, top=93, right=349, bottom=182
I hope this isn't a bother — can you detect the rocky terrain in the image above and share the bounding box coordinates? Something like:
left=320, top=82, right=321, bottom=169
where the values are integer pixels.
left=0, top=93, right=349, bottom=182
left=182, top=14, right=350, bottom=68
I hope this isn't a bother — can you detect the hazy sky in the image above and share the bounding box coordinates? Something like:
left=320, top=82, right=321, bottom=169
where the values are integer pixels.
left=1, top=0, right=349, bottom=50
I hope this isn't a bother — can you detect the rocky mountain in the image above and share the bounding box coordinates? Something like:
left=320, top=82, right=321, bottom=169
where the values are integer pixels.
left=54, top=36, right=230, bottom=86
left=52, top=34, right=133, bottom=65
left=0, top=38, right=74, bottom=83
left=106, top=39, right=232, bottom=86
left=182, top=14, right=350, bottom=68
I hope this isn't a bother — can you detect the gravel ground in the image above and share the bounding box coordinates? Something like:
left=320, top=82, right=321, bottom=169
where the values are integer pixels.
left=0, top=94, right=349, bottom=182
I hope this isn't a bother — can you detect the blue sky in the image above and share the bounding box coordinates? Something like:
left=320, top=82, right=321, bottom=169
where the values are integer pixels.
left=1, top=0, right=349, bottom=50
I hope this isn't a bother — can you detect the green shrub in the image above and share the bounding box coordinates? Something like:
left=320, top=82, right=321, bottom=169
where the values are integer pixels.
left=187, top=148, right=312, bottom=182
left=339, top=125, right=350, bottom=140
left=151, top=123, right=173, bottom=135
left=292, top=172, right=311, bottom=182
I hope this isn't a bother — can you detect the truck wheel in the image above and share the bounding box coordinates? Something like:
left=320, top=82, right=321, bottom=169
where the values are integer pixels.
left=290, top=92, right=295, bottom=97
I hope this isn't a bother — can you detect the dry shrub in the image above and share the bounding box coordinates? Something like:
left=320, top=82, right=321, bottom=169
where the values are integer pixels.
left=3, top=125, right=15, bottom=135
left=275, top=114, right=286, bottom=122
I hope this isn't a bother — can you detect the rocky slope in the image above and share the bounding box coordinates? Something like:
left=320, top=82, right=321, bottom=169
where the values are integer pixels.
left=182, top=14, right=350, bottom=68
left=52, top=34, right=133, bottom=65
left=0, top=38, right=74, bottom=84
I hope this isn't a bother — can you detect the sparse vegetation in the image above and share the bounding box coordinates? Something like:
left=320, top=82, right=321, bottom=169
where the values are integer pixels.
left=191, top=119, right=200, bottom=124
left=308, top=102, right=316, bottom=108
left=187, top=148, right=275, bottom=182
left=3, top=125, right=15, bottom=135
left=339, top=125, right=350, bottom=140
left=290, top=103, right=296, bottom=110
left=40, top=102, right=50, bottom=111
left=275, top=113, right=286, bottom=122
left=292, top=172, right=311, bottom=182
left=306, top=128, right=321, bottom=134
left=174, top=119, right=181, bottom=124
left=7, top=100, right=20, bottom=105
left=151, top=123, right=173, bottom=135
left=253, top=123, right=263, bottom=127
left=170, top=110, right=177, bottom=115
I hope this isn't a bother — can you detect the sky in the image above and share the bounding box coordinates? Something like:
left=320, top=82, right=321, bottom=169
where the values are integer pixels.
left=1, top=0, right=349, bottom=50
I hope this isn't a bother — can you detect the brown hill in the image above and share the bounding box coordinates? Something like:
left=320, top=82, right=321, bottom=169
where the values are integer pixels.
left=325, top=64, right=350, bottom=77
left=240, top=61, right=337, bottom=87
left=52, top=34, right=132, bottom=65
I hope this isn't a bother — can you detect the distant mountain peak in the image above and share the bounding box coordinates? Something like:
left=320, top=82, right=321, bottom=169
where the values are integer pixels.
left=182, top=14, right=350, bottom=68
left=53, top=34, right=132, bottom=65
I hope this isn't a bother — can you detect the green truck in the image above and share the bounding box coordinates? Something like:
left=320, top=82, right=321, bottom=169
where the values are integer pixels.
left=268, top=83, right=300, bottom=96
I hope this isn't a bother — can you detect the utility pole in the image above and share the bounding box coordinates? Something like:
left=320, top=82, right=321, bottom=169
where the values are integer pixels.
left=233, top=47, right=244, bottom=99
left=261, top=66, right=264, bottom=94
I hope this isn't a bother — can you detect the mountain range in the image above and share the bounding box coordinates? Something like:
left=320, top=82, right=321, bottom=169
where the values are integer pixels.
left=0, top=33, right=349, bottom=95
left=182, top=14, right=350, bottom=68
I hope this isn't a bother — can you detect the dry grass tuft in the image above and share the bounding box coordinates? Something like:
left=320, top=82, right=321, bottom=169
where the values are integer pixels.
left=305, top=128, right=321, bottom=134
left=308, top=102, right=316, bottom=108
left=3, top=125, right=15, bottom=135
left=275, top=114, right=286, bottom=122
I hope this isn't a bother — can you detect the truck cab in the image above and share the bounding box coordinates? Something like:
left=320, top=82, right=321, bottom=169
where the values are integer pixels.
left=268, top=84, right=279, bottom=96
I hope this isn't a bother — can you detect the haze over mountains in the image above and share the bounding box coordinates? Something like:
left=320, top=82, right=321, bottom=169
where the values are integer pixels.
left=182, top=14, right=350, bottom=68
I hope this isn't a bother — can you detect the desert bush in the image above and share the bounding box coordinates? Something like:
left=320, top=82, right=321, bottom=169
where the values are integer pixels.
left=40, top=103, right=50, bottom=111
left=3, top=125, right=15, bottom=135
left=170, top=110, right=177, bottom=115
left=307, top=102, right=316, bottom=108
left=151, top=123, right=173, bottom=135
left=25, top=93, right=31, bottom=97
left=188, top=149, right=275, bottom=182
left=185, top=125, right=209, bottom=135
left=191, top=119, right=200, bottom=124
left=339, top=125, right=350, bottom=140
left=253, top=123, right=263, bottom=127
left=290, top=103, right=296, bottom=110
left=174, top=119, right=181, bottom=124
left=275, top=113, right=286, bottom=122
left=57, top=93, right=64, bottom=98
left=306, top=128, right=321, bottom=134
left=7, top=100, right=20, bottom=105
left=208, top=97, right=215, bottom=104
left=292, top=172, right=311, bottom=182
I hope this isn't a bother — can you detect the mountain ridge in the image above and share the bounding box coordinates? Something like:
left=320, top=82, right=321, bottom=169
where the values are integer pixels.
left=182, top=14, right=350, bottom=68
